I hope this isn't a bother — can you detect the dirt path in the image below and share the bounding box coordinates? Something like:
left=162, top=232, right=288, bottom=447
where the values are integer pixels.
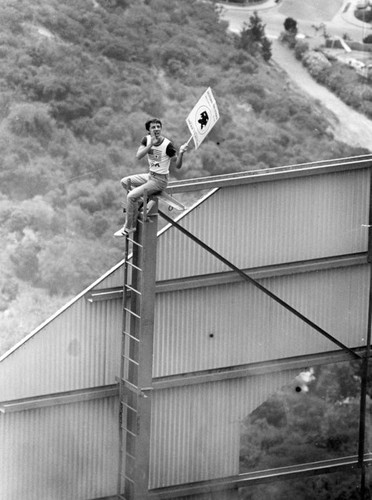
left=271, top=40, right=372, bottom=151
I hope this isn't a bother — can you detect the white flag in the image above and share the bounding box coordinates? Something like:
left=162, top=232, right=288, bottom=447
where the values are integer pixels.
left=186, top=87, right=219, bottom=150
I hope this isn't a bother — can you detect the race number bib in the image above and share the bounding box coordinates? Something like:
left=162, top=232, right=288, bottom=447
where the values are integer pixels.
left=149, top=149, right=161, bottom=169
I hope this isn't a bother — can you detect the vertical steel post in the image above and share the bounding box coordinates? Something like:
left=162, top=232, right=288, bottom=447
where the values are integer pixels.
left=131, top=204, right=158, bottom=499
left=359, top=169, right=372, bottom=498
left=117, top=201, right=158, bottom=500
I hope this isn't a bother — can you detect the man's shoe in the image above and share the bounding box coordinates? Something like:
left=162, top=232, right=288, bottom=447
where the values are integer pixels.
left=114, top=227, right=125, bottom=237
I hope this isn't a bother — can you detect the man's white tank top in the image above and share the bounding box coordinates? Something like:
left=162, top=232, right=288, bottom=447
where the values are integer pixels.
left=146, top=135, right=171, bottom=175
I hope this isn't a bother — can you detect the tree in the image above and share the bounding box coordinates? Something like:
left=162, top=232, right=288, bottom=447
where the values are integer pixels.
left=280, top=17, right=298, bottom=48
left=248, top=11, right=266, bottom=43
left=236, top=12, right=270, bottom=60
left=284, top=17, right=298, bottom=34
left=240, top=362, right=364, bottom=498
left=261, top=36, right=272, bottom=61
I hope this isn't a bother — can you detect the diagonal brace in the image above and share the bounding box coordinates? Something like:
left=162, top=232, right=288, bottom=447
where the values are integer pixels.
left=159, top=210, right=361, bottom=360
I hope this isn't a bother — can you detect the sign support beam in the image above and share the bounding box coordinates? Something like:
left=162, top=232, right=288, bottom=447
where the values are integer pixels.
left=159, top=209, right=361, bottom=361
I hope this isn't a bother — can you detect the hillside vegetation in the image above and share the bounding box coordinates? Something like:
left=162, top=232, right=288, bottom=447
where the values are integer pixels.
left=240, top=361, right=364, bottom=499
left=0, top=0, right=367, bottom=354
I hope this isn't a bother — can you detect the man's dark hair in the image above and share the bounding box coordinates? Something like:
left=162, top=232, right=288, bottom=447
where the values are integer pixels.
left=145, top=118, right=162, bottom=131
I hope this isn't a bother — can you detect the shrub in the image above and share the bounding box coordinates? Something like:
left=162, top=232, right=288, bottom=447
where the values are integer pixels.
left=7, top=103, right=54, bottom=140
left=261, top=37, right=272, bottom=62
left=0, top=275, right=18, bottom=311
left=279, top=30, right=297, bottom=49
left=363, top=34, right=372, bottom=44
left=361, top=100, right=372, bottom=118
left=355, top=8, right=372, bottom=23
left=101, top=42, right=128, bottom=61
left=10, top=229, right=41, bottom=282
left=302, top=50, right=332, bottom=78
left=232, top=49, right=259, bottom=73
left=294, top=40, right=309, bottom=60
left=362, top=87, right=372, bottom=101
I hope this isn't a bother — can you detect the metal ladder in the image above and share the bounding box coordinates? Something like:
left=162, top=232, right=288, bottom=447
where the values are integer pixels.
left=117, top=200, right=158, bottom=500
left=117, top=224, right=143, bottom=500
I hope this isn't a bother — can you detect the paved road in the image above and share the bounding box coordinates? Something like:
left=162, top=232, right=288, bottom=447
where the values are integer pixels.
left=219, top=0, right=372, bottom=150
left=219, top=0, right=372, bottom=39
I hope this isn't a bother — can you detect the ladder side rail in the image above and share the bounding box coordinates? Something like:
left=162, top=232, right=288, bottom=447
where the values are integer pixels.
left=117, top=235, right=131, bottom=495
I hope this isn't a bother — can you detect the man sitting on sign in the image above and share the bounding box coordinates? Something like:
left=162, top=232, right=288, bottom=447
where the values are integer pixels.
left=114, top=118, right=189, bottom=237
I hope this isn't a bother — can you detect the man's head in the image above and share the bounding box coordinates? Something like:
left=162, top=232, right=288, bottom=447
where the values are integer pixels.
left=145, top=118, right=162, bottom=131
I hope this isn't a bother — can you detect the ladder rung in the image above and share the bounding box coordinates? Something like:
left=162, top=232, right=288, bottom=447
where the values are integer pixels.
left=121, top=379, right=141, bottom=395
left=124, top=284, right=141, bottom=296
left=117, top=492, right=129, bottom=500
left=125, top=450, right=136, bottom=461
left=127, top=236, right=142, bottom=247
left=118, top=470, right=135, bottom=479
left=121, top=426, right=137, bottom=437
left=122, top=404, right=138, bottom=416
left=122, top=354, right=139, bottom=366
left=123, top=307, right=141, bottom=319
left=118, top=441, right=136, bottom=457
left=122, top=330, right=140, bottom=342
left=121, top=398, right=137, bottom=412
left=127, top=261, right=142, bottom=272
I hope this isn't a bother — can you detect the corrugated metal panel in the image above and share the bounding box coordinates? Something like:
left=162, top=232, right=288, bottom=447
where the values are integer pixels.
left=0, top=298, right=122, bottom=401
left=92, top=260, right=124, bottom=290
left=93, top=166, right=371, bottom=288
left=156, top=169, right=370, bottom=281
left=153, top=264, right=369, bottom=377
left=0, top=397, right=119, bottom=499
left=149, top=370, right=299, bottom=489
left=0, top=163, right=369, bottom=499
left=1, top=167, right=367, bottom=399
